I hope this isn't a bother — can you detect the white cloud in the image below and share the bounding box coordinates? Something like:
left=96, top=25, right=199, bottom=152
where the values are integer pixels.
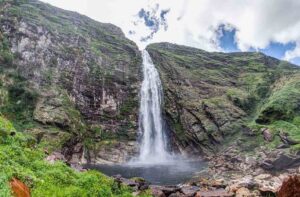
left=284, top=42, right=300, bottom=61
left=40, top=0, right=300, bottom=61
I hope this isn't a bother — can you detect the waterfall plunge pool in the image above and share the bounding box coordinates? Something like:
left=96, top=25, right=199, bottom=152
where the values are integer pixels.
left=84, top=51, right=207, bottom=185
left=84, top=158, right=207, bottom=185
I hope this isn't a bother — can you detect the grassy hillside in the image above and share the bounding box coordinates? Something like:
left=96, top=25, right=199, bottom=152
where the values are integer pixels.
left=0, top=115, right=139, bottom=197
left=147, top=42, right=300, bottom=155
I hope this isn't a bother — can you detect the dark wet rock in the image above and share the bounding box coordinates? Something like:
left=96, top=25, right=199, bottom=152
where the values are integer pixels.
left=261, top=154, right=300, bottom=171
left=131, top=177, right=149, bottom=190
left=139, top=184, right=149, bottom=191
left=113, top=175, right=149, bottom=192
left=273, top=154, right=300, bottom=170
left=142, top=184, right=187, bottom=197
left=168, top=192, right=185, bottom=197
left=150, top=185, right=181, bottom=196
left=151, top=188, right=166, bottom=197
left=260, top=161, right=274, bottom=170
left=114, top=175, right=138, bottom=187
left=67, top=142, right=85, bottom=164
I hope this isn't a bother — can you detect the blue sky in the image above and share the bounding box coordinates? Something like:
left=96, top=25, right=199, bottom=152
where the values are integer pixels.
left=219, top=26, right=300, bottom=65
left=40, top=0, right=300, bottom=66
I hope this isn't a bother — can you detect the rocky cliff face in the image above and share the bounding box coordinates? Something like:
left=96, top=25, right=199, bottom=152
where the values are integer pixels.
left=147, top=43, right=300, bottom=156
left=1, top=0, right=300, bottom=165
left=0, top=0, right=141, bottom=163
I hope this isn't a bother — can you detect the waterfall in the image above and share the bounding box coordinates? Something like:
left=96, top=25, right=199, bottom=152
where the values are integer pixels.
left=136, top=50, right=171, bottom=164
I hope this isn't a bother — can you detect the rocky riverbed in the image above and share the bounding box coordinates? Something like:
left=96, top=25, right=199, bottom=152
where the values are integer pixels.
left=114, top=169, right=300, bottom=197
left=46, top=146, right=300, bottom=197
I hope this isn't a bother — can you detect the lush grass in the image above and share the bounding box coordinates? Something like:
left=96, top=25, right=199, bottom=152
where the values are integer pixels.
left=270, top=120, right=300, bottom=151
left=0, top=115, right=139, bottom=197
left=256, top=74, right=300, bottom=124
left=147, top=43, right=300, bottom=154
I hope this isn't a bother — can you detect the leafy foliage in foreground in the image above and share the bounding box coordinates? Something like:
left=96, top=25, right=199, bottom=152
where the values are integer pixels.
left=0, top=115, right=135, bottom=197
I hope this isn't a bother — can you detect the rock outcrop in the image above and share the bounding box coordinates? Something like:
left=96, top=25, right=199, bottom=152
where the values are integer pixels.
left=1, top=0, right=300, bottom=168
left=0, top=0, right=141, bottom=163
left=147, top=42, right=300, bottom=157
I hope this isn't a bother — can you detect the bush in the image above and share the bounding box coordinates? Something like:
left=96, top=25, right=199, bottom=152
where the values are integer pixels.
left=0, top=79, right=38, bottom=130
left=2, top=51, right=13, bottom=65
left=0, top=115, right=139, bottom=197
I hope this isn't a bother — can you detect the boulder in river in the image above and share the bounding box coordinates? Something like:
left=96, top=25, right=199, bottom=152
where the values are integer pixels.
left=150, top=185, right=181, bottom=196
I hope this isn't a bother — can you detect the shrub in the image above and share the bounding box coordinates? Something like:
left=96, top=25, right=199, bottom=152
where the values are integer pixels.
left=0, top=115, right=139, bottom=197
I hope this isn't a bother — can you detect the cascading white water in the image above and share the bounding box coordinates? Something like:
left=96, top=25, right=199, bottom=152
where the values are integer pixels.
left=88, top=51, right=206, bottom=184
left=136, top=50, right=171, bottom=164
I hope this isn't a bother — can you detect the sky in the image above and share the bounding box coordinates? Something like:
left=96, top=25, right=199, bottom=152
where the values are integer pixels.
left=40, top=0, right=300, bottom=65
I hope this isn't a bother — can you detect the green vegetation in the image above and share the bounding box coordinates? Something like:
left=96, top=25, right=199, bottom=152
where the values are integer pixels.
left=250, top=73, right=300, bottom=151
left=147, top=43, right=300, bottom=154
left=226, top=88, right=254, bottom=111
left=0, top=115, right=138, bottom=197
left=0, top=33, right=38, bottom=131
left=60, top=89, right=86, bottom=134
left=0, top=72, right=38, bottom=131
left=256, top=74, right=300, bottom=124
left=0, top=1, right=147, bottom=196
left=119, top=96, right=137, bottom=118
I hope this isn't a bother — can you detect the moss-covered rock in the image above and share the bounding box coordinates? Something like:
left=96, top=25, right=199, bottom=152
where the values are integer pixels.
left=147, top=42, right=300, bottom=155
left=256, top=74, right=300, bottom=124
left=0, top=0, right=141, bottom=163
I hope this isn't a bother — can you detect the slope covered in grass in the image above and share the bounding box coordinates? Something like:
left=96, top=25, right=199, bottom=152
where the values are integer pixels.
left=147, top=42, right=300, bottom=154
left=0, top=115, right=136, bottom=197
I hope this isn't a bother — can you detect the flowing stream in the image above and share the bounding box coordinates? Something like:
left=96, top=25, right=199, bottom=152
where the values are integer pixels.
left=85, top=50, right=206, bottom=185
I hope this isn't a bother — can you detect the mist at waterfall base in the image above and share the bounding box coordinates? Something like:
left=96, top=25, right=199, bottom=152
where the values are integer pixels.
left=85, top=158, right=206, bottom=185
left=85, top=50, right=206, bottom=185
